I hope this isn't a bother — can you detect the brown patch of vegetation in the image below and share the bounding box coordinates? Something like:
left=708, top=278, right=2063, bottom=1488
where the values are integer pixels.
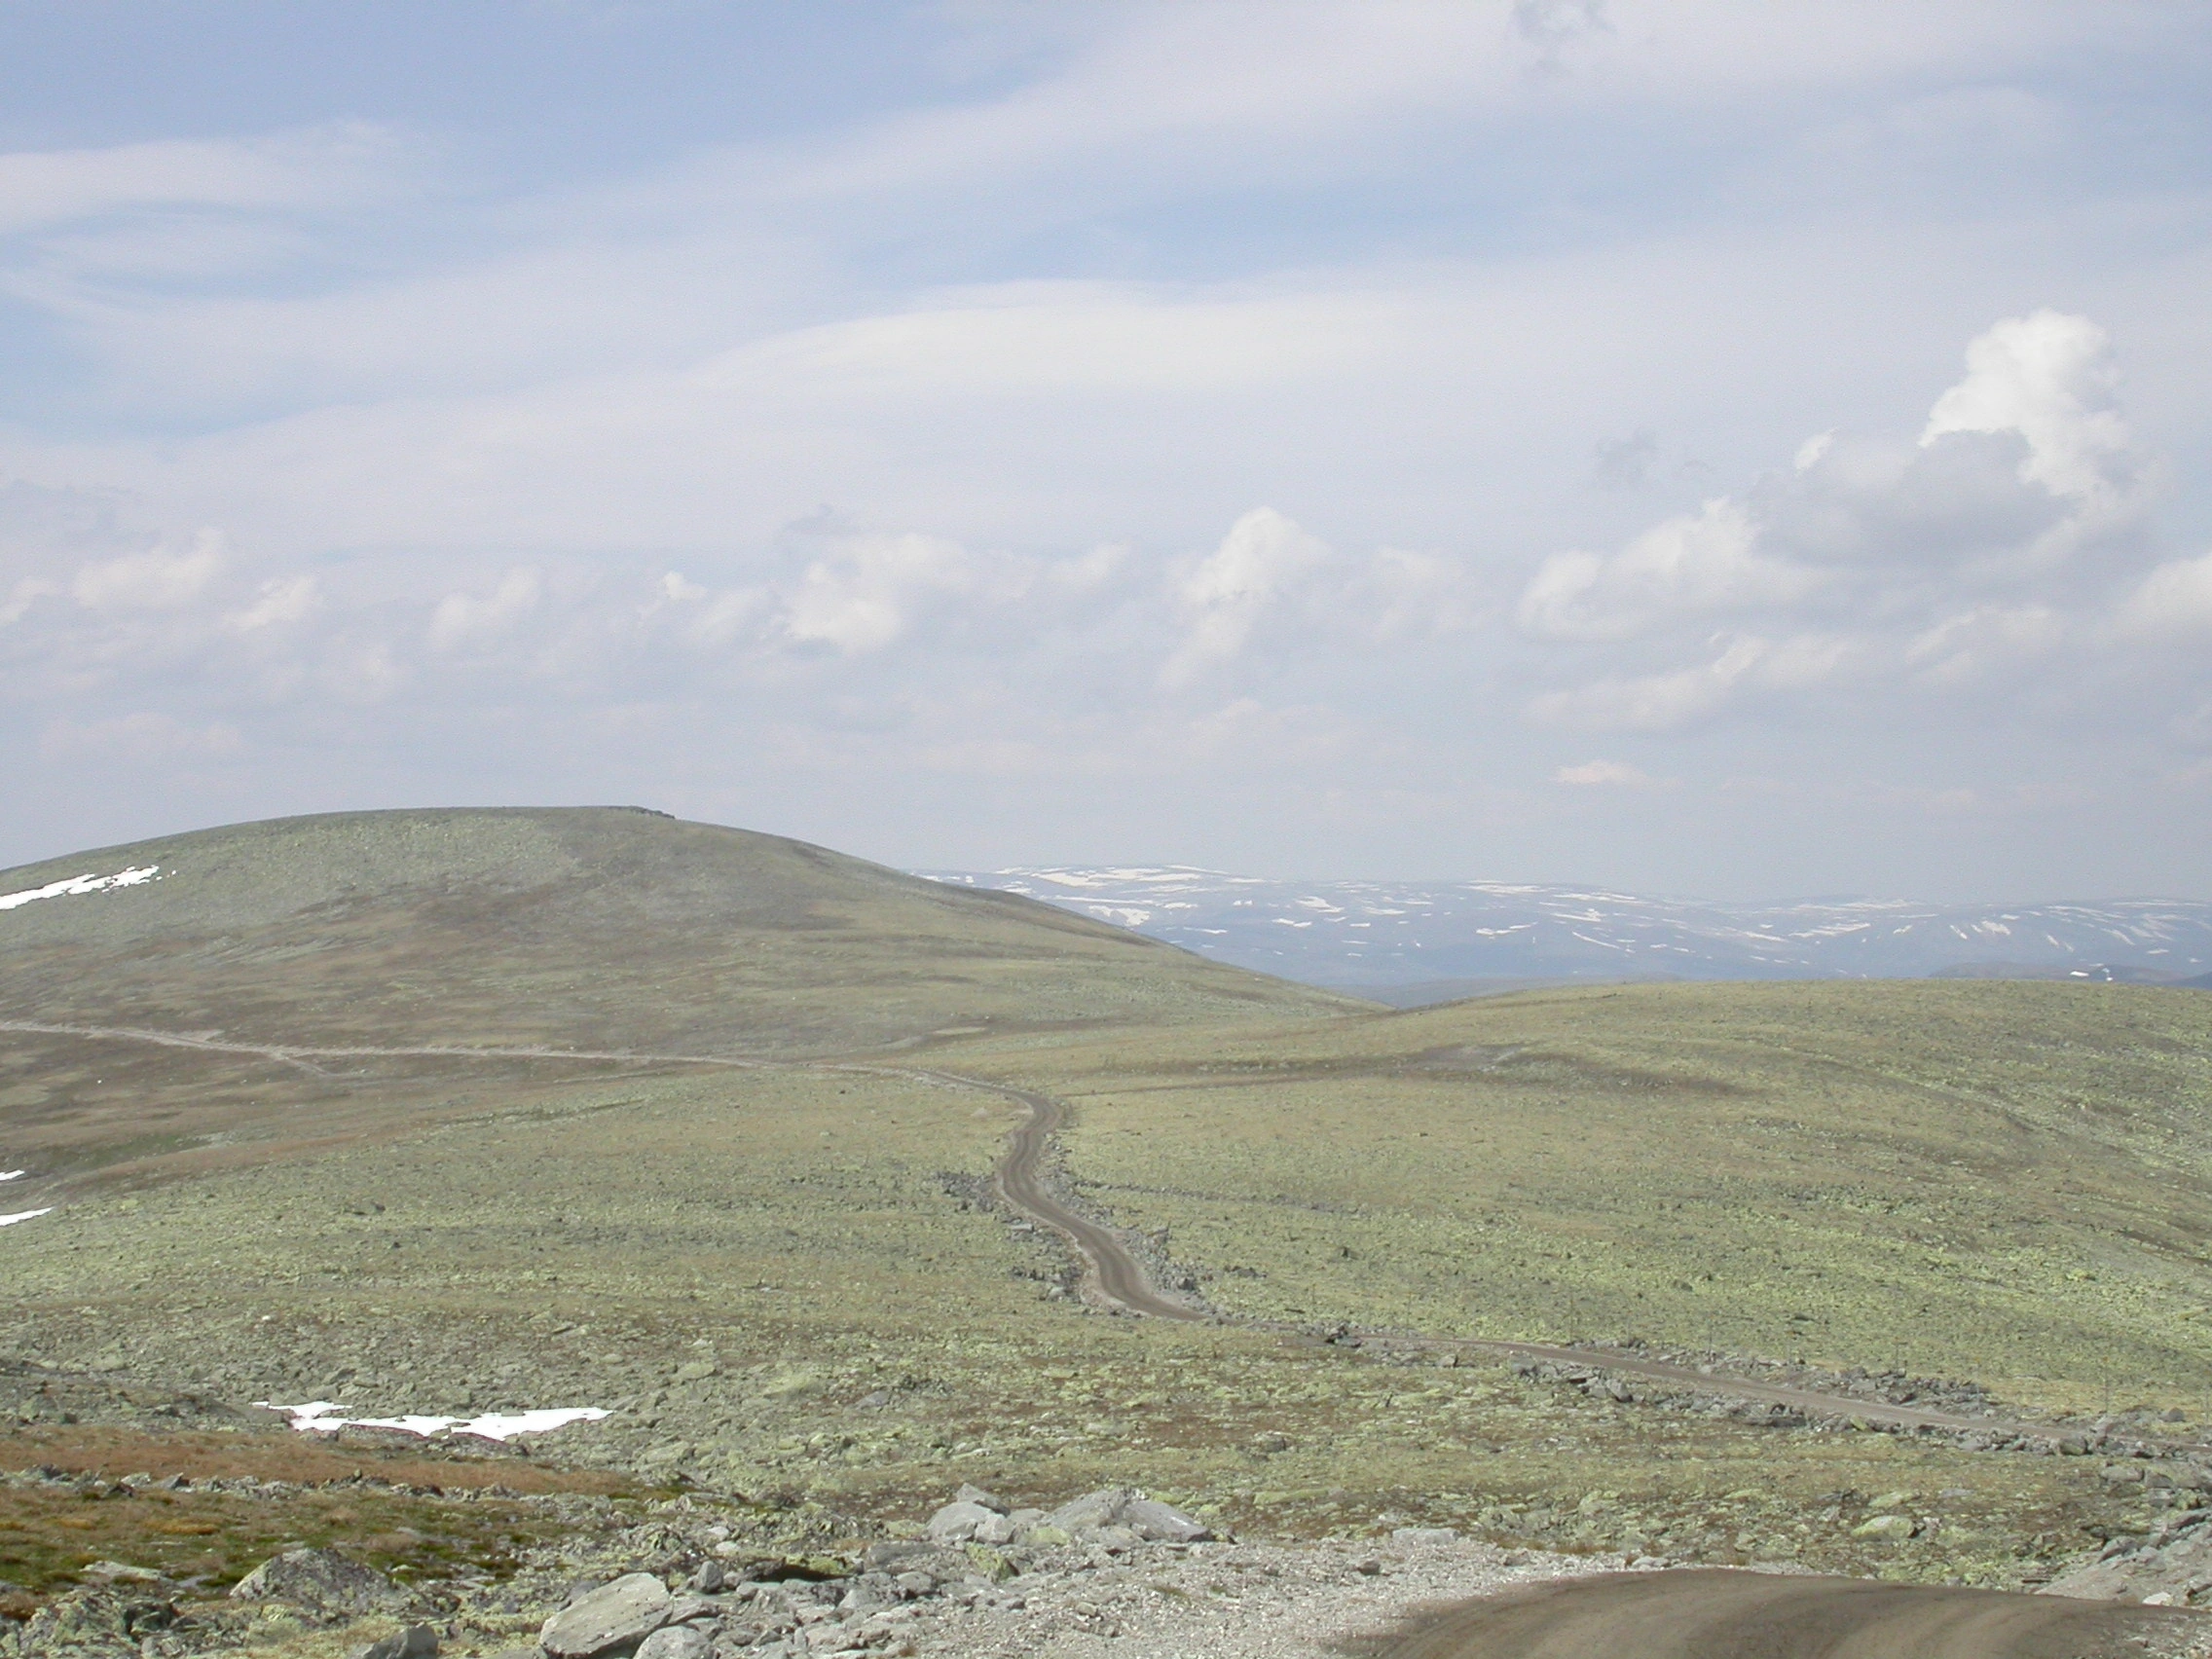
left=0, top=1424, right=636, bottom=1494
left=0, top=1426, right=645, bottom=1613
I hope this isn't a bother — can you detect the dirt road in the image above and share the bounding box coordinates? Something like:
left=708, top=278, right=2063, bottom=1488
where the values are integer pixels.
left=939, top=1071, right=1209, bottom=1321
left=0, top=1018, right=2147, bottom=1441
left=1371, top=1569, right=2209, bottom=1659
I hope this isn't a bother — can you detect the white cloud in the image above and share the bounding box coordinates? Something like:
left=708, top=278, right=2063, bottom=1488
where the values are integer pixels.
left=1530, top=636, right=1771, bottom=730
left=1514, top=309, right=2167, bottom=730
left=428, top=567, right=541, bottom=649
left=1905, top=604, right=2063, bottom=683
left=1516, top=497, right=1817, bottom=641
left=2115, top=552, right=2212, bottom=638
left=1921, top=309, right=2131, bottom=504
left=1163, top=507, right=1331, bottom=682
left=0, top=125, right=408, bottom=237
left=226, top=575, right=320, bottom=632
left=779, top=532, right=978, bottom=654
left=1554, top=757, right=1660, bottom=788
left=69, top=531, right=224, bottom=610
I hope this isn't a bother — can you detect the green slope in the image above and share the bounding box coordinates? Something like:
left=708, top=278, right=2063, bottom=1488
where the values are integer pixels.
left=0, top=806, right=1359, bottom=1056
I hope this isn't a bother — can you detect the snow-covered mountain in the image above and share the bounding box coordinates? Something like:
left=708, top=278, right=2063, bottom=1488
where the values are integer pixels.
left=923, top=866, right=2212, bottom=993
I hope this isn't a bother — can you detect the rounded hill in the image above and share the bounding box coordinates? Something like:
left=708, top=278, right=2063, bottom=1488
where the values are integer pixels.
left=0, top=807, right=1358, bottom=1055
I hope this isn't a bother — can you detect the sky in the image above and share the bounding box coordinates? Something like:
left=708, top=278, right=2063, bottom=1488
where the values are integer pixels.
left=2, top=1, right=2209, bottom=900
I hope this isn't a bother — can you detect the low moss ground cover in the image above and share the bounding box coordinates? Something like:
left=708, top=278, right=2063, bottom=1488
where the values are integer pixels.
left=10, top=981, right=2212, bottom=1608
left=989, top=981, right=2212, bottom=1416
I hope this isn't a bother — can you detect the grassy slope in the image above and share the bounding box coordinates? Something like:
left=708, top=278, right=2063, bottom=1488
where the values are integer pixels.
left=3, top=1055, right=2164, bottom=1593
left=980, top=979, right=2212, bottom=1411
left=0, top=807, right=1357, bottom=1186
left=0, top=806, right=1356, bottom=1057
left=8, top=817, right=2212, bottom=1598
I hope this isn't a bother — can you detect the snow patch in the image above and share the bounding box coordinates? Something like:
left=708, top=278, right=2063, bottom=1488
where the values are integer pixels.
left=0, top=866, right=163, bottom=912
left=257, top=1401, right=609, bottom=1441
left=1, top=1208, right=54, bottom=1228
left=0, top=1170, right=24, bottom=1182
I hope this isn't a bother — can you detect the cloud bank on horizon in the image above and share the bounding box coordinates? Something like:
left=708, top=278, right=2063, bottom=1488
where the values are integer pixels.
left=0, top=1, right=2208, bottom=901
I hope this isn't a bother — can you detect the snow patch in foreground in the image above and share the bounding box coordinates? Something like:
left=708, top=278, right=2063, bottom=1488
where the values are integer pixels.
left=0, top=865, right=163, bottom=912
left=0, top=1208, right=54, bottom=1228
left=257, top=1401, right=609, bottom=1441
left=0, top=1170, right=24, bottom=1182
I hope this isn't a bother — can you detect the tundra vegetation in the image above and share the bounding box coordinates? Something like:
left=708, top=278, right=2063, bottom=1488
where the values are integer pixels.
left=4, top=810, right=2211, bottom=1653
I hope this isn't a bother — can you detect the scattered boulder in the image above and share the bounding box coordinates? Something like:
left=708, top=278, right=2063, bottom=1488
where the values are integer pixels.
left=689, top=1561, right=725, bottom=1594
left=633, top=1627, right=712, bottom=1659
left=354, top=1625, right=438, bottom=1659
left=1037, top=1488, right=1215, bottom=1543
left=1045, top=1489, right=1134, bottom=1533
left=925, top=1500, right=1003, bottom=1543
left=1123, top=1495, right=1214, bottom=1543
left=229, top=1548, right=409, bottom=1617
left=1851, top=1514, right=1916, bottom=1541
left=539, top=1571, right=672, bottom=1659
left=955, top=1482, right=1010, bottom=1514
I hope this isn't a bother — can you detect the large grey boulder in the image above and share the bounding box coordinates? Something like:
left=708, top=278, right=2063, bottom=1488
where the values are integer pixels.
left=539, top=1572, right=672, bottom=1659
left=1045, top=1489, right=1136, bottom=1534
left=1042, top=1488, right=1214, bottom=1543
left=925, top=1500, right=1002, bottom=1543
left=354, top=1625, right=438, bottom=1659
left=633, top=1626, right=712, bottom=1659
left=230, top=1549, right=407, bottom=1617
left=1123, top=1496, right=1214, bottom=1543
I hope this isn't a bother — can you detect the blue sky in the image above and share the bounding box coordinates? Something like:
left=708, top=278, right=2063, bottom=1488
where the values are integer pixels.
left=2, top=1, right=2210, bottom=899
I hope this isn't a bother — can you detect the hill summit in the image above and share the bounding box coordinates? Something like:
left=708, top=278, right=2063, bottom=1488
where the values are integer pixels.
left=0, top=808, right=1354, bottom=1055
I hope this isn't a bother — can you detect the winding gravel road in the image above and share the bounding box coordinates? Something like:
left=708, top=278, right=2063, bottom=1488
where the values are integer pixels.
left=0, top=1018, right=2155, bottom=1439
left=1370, top=1568, right=2206, bottom=1659
left=16, top=1017, right=2208, bottom=1657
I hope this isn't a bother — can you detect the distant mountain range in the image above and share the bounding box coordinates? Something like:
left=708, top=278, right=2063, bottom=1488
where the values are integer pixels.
left=924, top=867, right=2212, bottom=999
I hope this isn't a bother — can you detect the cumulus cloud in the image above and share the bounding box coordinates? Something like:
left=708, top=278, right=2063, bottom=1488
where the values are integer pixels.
left=69, top=530, right=225, bottom=610
left=428, top=568, right=542, bottom=649
left=1921, top=309, right=2130, bottom=505
left=779, top=532, right=984, bottom=654
left=1515, top=310, right=2157, bottom=730
left=2115, top=552, right=2212, bottom=638
left=226, top=575, right=320, bottom=632
left=1163, top=507, right=1332, bottom=682
left=1516, top=498, right=1816, bottom=642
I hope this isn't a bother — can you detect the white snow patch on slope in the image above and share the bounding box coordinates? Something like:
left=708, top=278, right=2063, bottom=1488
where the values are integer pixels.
left=1, top=1208, right=54, bottom=1228
left=257, top=1401, right=608, bottom=1441
left=0, top=866, right=163, bottom=911
left=0, top=1170, right=24, bottom=1182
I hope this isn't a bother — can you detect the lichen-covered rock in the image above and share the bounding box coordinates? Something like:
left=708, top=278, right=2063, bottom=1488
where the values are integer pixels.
left=924, top=1500, right=1001, bottom=1543
left=5, top=1586, right=174, bottom=1657
left=632, top=1626, right=711, bottom=1659
left=354, top=1625, right=439, bottom=1659
left=539, top=1571, right=671, bottom=1659
left=1040, top=1488, right=1213, bottom=1542
left=229, top=1548, right=408, bottom=1617
left=1123, top=1496, right=1214, bottom=1543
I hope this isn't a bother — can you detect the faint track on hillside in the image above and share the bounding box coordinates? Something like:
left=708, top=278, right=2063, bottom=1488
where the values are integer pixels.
left=0, top=1018, right=2134, bottom=1443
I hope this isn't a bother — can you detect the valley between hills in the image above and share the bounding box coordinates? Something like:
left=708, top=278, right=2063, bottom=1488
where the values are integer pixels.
left=5, top=808, right=2212, bottom=1658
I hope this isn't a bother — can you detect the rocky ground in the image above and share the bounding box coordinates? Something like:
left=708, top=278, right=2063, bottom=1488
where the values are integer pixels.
left=0, top=1471, right=1700, bottom=1659
left=11, top=1467, right=2212, bottom=1659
